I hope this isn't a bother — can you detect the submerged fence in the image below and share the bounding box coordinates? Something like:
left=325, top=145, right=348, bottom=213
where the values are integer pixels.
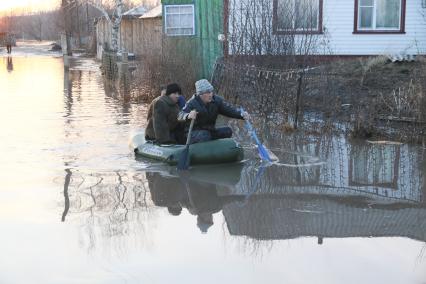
left=211, top=60, right=426, bottom=142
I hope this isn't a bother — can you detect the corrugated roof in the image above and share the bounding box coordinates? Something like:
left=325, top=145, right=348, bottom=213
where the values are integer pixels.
left=388, top=54, right=417, bottom=62
left=123, top=5, right=147, bottom=17
left=140, top=5, right=162, bottom=19
left=223, top=197, right=426, bottom=242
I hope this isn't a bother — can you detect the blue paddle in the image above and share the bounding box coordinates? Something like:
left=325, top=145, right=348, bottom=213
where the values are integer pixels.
left=241, top=108, right=273, bottom=162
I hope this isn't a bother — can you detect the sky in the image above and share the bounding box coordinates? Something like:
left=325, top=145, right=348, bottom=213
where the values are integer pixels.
left=0, top=0, right=60, bottom=13
left=0, top=0, right=158, bottom=14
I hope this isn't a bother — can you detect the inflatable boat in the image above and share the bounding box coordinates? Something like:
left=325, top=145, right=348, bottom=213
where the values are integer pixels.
left=130, top=130, right=244, bottom=165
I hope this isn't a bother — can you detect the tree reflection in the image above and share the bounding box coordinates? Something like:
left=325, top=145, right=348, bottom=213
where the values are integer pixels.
left=60, top=130, right=426, bottom=256
left=61, top=168, right=72, bottom=222
left=62, top=171, right=154, bottom=254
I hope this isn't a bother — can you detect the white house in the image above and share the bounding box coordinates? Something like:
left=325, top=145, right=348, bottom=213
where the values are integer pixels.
left=226, top=0, right=426, bottom=56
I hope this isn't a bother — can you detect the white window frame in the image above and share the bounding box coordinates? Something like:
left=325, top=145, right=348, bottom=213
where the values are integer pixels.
left=275, top=0, right=321, bottom=33
left=164, top=4, right=196, bottom=36
left=357, top=0, right=402, bottom=31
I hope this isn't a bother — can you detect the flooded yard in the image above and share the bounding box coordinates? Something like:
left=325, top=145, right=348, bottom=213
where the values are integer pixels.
left=0, top=43, right=425, bottom=284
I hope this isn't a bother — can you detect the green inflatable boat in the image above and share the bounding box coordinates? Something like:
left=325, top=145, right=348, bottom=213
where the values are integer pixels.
left=130, top=130, right=244, bottom=165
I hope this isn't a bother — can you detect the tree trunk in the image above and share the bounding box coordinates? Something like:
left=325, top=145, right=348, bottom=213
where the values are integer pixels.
left=86, top=3, right=90, bottom=35
left=61, top=0, right=73, bottom=55
left=77, top=4, right=81, bottom=47
left=110, top=0, right=123, bottom=52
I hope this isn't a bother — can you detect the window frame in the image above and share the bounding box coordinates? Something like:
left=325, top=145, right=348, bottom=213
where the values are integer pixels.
left=164, top=4, right=196, bottom=37
left=273, top=0, right=324, bottom=35
left=353, top=0, right=406, bottom=34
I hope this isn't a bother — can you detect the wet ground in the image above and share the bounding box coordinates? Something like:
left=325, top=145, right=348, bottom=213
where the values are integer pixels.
left=0, top=42, right=425, bottom=284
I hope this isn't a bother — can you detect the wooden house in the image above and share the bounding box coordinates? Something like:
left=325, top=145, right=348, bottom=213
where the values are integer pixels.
left=96, top=5, right=163, bottom=60
left=161, top=0, right=225, bottom=78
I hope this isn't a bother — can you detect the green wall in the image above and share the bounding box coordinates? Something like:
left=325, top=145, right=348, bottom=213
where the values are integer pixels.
left=161, top=0, right=224, bottom=79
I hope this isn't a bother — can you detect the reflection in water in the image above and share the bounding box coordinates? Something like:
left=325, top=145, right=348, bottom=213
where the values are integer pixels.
left=61, top=168, right=72, bottom=222
left=146, top=158, right=426, bottom=240
left=58, top=58, right=426, bottom=252
left=65, top=171, right=153, bottom=253
left=63, top=164, right=246, bottom=250
left=7, top=57, right=13, bottom=72
left=232, top=135, right=425, bottom=204
left=64, top=150, right=426, bottom=247
left=1, top=54, right=425, bottom=282
left=350, top=143, right=400, bottom=188
left=224, top=196, right=426, bottom=242
left=146, top=171, right=244, bottom=233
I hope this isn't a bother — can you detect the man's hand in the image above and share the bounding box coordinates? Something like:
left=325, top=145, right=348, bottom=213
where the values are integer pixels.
left=241, top=111, right=250, bottom=121
left=188, top=110, right=198, bottom=120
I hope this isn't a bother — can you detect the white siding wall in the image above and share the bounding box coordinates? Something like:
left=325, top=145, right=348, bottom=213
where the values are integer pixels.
left=227, top=0, right=426, bottom=55
left=324, top=0, right=426, bottom=55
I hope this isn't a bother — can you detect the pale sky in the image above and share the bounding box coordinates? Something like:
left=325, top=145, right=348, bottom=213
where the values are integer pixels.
left=0, top=0, right=156, bottom=13
left=0, top=0, right=61, bottom=13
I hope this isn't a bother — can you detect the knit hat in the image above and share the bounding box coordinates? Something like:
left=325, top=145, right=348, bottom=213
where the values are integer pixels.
left=197, top=213, right=213, bottom=234
left=195, top=79, right=214, bottom=96
left=167, top=205, right=182, bottom=216
left=165, top=83, right=182, bottom=96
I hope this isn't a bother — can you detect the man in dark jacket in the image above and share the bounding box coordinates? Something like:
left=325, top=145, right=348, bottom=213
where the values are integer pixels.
left=178, top=79, right=249, bottom=143
left=145, top=83, right=185, bottom=144
left=5, top=34, right=13, bottom=54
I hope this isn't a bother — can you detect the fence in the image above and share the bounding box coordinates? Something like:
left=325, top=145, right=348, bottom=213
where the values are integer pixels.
left=102, top=51, right=119, bottom=81
left=211, top=59, right=426, bottom=142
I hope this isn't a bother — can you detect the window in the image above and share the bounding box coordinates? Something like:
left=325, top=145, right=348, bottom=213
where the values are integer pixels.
left=273, top=0, right=323, bottom=34
left=354, top=0, right=406, bottom=33
left=349, top=144, right=400, bottom=189
left=164, top=5, right=195, bottom=36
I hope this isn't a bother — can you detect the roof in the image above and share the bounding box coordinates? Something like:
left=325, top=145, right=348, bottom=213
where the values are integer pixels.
left=140, top=5, right=162, bottom=19
left=223, top=196, right=426, bottom=242
left=123, top=5, right=147, bottom=17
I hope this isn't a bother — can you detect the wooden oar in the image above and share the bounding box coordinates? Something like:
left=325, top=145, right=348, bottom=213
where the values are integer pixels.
left=177, top=118, right=196, bottom=170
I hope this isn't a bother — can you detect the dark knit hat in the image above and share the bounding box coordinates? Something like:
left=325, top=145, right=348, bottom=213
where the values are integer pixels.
left=165, top=83, right=182, bottom=96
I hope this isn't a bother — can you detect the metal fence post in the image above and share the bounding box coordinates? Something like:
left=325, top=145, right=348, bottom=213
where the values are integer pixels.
left=294, top=72, right=304, bottom=129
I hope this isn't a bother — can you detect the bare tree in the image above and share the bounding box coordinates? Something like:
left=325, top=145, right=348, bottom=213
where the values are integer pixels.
left=228, top=0, right=327, bottom=62
left=75, top=0, right=123, bottom=52
left=62, top=0, right=73, bottom=55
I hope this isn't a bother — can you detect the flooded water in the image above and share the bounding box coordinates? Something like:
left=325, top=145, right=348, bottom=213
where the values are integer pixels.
left=1, top=43, right=425, bottom=284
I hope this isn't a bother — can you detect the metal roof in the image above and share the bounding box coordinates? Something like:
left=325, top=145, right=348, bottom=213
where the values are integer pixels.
left=123, top=5, right=147, bottom=17
left=140, top=5, right=162, bottom=19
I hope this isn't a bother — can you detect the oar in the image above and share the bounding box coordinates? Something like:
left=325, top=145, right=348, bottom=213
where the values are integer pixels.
left=238, top=163, right=267, bottom=207
left=241, top=108, right=272, bottom=162
left=177, top=118, right=196, bottom=170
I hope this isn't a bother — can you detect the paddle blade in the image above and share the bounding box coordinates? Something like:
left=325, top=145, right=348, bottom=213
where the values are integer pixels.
left=177, top=146, right=190, bottom=170
left=257, top=144, right=272, bottom=162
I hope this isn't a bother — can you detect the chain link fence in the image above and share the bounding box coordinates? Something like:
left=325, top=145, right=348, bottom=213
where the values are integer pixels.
left=212, top=58, right=426, bottom=143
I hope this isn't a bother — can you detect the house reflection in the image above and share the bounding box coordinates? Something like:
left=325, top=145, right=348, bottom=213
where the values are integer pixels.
left=349, top=143, right=400, bottom=190
left=158, top=137, right=426, bottom=243
left=63, top=135, right=426, bottom=247
left=222, top=195, right=426, bottom=243
left=230, top=136, right=424, bottom=204
left=222, top=138, right=426, bottom=243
